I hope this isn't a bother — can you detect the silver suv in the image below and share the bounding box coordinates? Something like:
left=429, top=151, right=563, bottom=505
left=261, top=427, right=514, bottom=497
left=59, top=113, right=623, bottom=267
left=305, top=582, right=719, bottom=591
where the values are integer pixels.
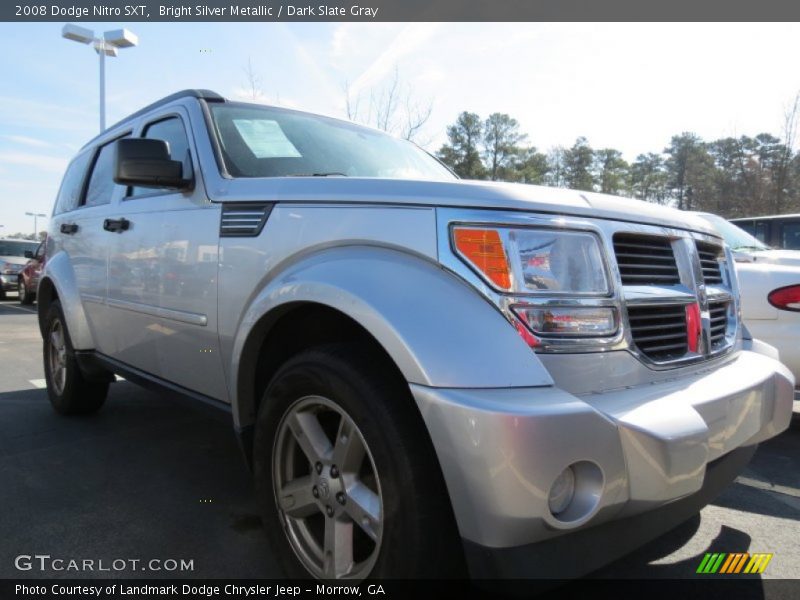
left=40, top=90, right=794, bottom=580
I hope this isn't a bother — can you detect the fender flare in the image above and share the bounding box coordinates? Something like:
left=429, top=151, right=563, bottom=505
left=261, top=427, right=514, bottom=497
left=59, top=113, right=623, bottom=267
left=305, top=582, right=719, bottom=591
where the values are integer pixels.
left=38, top=251, right=95, bottom=350
left=230, top=246, right=553, bottom=429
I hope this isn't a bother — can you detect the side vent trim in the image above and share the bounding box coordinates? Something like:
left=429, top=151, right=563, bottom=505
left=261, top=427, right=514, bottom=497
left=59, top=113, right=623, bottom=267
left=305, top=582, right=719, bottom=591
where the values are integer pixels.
left=220, top=203, right=273, bottom=237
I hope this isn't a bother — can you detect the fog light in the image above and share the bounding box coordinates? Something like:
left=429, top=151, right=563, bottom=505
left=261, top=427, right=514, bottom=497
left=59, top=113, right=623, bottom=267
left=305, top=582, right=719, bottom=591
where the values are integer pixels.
left=514, top=306, right=617, bottom=337
left=548, top=466, right=576, bottom=515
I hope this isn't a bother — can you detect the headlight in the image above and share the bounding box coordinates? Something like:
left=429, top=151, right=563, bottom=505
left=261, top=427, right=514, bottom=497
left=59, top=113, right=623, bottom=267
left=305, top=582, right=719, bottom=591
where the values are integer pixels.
left=452, top=225, right=618, bottom=342
left=1, top=262, right=21, bottom=275
left=452, top=226, right=610, bottom=295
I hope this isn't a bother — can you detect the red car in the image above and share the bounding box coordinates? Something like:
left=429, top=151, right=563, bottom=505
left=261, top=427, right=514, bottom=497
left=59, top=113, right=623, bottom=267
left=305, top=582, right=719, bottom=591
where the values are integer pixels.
left=17, top=239, right=46, bottom=305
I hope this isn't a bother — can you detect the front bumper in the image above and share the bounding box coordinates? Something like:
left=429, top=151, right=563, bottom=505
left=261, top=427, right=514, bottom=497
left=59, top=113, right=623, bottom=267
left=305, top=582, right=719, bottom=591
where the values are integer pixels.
left=411, top=349, right=794, bottom=575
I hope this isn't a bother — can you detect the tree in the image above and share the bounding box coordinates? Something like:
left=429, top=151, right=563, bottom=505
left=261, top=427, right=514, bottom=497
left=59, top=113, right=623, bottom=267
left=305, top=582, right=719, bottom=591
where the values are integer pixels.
left=545, top=147, right=567, bottom=187
left=508, top=147, right=550, bottom=184
left=243, top=57, right=263, bottom=101
left=664, top=133, right=715, bottom=210
left=482, top=113, right=527, bottom=181
left=437, top=112, right=487, bottom=179
left=563, top=137, right=595, bottom=191
left=594, top=148, right=629, bottom=195
left=630, top=153, right=668, bottom=203
left=343, top=67, right=433, bottom=142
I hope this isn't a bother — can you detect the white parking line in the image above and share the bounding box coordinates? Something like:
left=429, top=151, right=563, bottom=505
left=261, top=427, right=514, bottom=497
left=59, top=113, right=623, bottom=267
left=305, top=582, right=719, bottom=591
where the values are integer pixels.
left=29, top=376, right=122, bottom=388
left=736, top=475, right=800, bottom=499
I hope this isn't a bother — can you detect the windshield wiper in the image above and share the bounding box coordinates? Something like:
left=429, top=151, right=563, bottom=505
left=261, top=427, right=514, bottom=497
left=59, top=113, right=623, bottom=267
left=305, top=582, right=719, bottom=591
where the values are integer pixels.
left=285, top=172, right=348, bottom=177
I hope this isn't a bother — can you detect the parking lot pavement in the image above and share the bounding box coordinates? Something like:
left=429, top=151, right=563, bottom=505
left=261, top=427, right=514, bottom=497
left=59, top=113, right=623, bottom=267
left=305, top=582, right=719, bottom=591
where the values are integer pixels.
left=0, top=297, right=798, bottom=591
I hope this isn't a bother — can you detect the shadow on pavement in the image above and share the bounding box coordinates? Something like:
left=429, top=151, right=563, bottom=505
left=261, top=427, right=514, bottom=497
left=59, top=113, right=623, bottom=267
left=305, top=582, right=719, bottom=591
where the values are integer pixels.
left=0, top=382, right=276, bottom=579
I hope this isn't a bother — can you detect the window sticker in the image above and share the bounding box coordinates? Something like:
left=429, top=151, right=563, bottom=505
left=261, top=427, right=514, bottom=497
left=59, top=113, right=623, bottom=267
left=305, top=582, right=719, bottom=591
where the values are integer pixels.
left=232, top=119, right=302, bottom=158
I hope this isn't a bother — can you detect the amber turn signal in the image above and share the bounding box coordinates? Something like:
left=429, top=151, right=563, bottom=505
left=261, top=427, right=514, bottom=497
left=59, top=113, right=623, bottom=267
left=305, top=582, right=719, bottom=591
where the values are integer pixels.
left=453, top=228, right=512, bottom=290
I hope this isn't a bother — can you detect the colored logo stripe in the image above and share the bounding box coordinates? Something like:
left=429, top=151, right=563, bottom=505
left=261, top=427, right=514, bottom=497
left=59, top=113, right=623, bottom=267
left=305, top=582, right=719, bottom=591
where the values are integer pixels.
left=697, top=553, right=726, bottom=573
left=697, top=552, right=773, bottom=574
left=744, top=554, right=774, bottom=574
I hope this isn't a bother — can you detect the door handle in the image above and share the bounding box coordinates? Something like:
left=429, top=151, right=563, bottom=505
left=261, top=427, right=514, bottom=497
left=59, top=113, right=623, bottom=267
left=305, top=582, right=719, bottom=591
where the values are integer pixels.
left=103, top=218, right=130, bottom=233
left=60, top=223, right=79, bottom=235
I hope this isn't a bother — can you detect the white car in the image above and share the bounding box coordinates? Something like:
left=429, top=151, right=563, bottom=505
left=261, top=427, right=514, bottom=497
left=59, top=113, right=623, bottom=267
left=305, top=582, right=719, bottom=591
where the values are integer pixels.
left=698, top=213, right=800, bottom=395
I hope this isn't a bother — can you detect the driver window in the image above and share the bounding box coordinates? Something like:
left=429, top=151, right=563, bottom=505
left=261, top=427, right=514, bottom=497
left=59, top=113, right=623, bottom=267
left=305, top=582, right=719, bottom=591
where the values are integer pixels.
left=129, top=116, right=190, bottom=198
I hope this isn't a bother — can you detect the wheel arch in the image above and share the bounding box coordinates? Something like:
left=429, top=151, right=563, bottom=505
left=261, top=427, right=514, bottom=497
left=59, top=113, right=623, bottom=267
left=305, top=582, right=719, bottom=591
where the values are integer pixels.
left=229, top=245, right=551, bottom=454
left=37, top=252, right=95, bottom=349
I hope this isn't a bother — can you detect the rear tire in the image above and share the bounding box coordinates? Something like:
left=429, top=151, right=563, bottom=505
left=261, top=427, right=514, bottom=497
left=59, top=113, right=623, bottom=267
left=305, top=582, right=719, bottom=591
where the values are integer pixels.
left=18, top=278, right=34, bottom=305
left=43, top=300, right=109, bottom=415
left=253, top=343, right=464, bottom=579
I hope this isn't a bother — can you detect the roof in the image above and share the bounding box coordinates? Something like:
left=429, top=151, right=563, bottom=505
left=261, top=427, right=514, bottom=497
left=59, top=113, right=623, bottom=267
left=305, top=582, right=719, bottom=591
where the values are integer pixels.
left=81, top=89, right=225, bottom=150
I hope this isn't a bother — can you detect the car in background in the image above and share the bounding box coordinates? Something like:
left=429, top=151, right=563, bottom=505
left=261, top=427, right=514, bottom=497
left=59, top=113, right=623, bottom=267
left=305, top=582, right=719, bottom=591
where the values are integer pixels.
left=697, top=213, right=800, bottom=391
left=0, top=238, right=40, bottom=300
left=730, top=213, right=800, bottom=250
left=17, top=238, right=46, bottom=305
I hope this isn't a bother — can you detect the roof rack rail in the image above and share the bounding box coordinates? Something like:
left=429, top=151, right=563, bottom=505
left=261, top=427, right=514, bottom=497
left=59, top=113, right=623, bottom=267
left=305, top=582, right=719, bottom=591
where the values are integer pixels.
left=84, top=89, right=225, bottom=148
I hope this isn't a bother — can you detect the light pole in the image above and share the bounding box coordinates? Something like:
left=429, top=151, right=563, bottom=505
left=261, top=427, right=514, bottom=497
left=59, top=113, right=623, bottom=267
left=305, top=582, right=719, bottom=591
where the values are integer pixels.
left=25, top=213, right=46, bottom=238
left=62, top=24, right=138, bottom=131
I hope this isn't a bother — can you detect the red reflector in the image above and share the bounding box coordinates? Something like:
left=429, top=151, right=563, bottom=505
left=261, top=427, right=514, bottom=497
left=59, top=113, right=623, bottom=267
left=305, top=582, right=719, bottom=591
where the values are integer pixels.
left=768, top=285, right=800, bottom=312
left=685, top=303, right=701, bottom=353
left=513, top=319, right=540, bottom=347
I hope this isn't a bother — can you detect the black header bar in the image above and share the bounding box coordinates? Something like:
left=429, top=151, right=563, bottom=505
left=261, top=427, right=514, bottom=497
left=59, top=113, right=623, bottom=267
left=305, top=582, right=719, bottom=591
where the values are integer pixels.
left=5, top=0, right=800, bottom=22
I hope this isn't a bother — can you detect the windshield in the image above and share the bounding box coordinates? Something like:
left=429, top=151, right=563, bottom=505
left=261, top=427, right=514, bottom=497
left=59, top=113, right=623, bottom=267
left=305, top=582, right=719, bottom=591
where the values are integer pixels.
left=0, top=240, right=39, bottom=257
left=698, top=214, right=770, bottom=251
left=209, top=104, right=455, bottom=181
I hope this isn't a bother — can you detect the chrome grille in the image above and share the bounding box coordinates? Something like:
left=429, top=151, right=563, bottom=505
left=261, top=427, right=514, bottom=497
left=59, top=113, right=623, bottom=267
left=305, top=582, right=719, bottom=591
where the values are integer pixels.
left=627, top=304, right=688, bottom=361
left=709, top=301, right=729, bottom=349
left=696, top=241, right=724, bottom=285
left=220, top=203, right=272, bottom=237
left=613, top=234, right=680, bottom=285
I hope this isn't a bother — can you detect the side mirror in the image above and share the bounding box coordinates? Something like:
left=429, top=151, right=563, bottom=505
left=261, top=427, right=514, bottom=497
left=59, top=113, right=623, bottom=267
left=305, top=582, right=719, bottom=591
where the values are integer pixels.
left=113, top=138, right=191, bottom=189
left=24, top=250, right=34, bottom=259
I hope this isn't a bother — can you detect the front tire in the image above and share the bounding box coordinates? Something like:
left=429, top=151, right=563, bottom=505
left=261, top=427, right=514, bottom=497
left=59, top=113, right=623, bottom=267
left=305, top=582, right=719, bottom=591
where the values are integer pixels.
left=253, top=343, right=463, bottom=580
left=43, top=300, right=109, bottom=415
left=18, top=278, right=34, bottom=305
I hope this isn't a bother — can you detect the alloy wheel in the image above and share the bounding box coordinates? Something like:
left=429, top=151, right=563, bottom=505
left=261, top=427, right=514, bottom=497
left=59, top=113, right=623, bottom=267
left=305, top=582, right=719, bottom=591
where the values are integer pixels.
left=48, top=319, right=68, bottom=395
left=273, top=396, right=383, bottom=579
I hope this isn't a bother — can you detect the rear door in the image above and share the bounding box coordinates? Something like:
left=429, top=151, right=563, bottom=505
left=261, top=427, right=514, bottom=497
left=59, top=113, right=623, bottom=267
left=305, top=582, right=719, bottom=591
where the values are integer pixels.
left=49, top=136, right=130, bottom=354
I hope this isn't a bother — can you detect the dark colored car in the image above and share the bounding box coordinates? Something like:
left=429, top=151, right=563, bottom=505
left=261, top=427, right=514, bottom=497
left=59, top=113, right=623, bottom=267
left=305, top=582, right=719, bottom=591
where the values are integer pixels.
left=17, top=239, right=46, bottom=305
left=0, top=238, right=40, bottom=300
left=730, top=213, right=800, bottom=250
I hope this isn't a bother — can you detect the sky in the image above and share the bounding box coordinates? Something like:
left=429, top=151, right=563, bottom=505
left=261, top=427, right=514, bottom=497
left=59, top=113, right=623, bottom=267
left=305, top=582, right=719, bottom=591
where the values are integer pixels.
left=1, top=21, right=799, bottom=234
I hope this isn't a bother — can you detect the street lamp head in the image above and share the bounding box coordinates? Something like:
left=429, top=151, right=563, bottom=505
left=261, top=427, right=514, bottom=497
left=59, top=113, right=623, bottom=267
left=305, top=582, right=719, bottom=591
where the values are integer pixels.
left=94, top=43, right=119, bottom=58
left=104, top=29, right=138, bottom=49
left=62, top=24, right=94, bottom=45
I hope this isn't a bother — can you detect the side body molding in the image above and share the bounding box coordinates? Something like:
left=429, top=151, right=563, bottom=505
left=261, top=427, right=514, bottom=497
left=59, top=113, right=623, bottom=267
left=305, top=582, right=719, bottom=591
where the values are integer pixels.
left=38, top=251, right=95, bottom=350
left=228, top=246, right=553, bottom=429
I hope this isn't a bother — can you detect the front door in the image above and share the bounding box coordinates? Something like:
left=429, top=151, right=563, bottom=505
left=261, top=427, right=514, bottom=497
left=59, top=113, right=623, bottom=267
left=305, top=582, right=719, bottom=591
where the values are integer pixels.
left=105, top=109, right=227, bottom=400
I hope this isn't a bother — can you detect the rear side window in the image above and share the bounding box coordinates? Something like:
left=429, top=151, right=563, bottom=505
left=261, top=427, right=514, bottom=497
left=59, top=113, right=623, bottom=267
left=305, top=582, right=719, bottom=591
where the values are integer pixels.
left=54, top=152, right=92, bottom=214
left=782, top=221, right=800, bottom=250
left=84, top=141, right=124, bottom=207
left=129, top=117, right=190, bottom=197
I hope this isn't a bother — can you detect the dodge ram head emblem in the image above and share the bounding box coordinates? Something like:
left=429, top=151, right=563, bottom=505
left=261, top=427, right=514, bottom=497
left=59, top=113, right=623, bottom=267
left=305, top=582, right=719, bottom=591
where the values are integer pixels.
left=318, top=478, right=330, bottom=500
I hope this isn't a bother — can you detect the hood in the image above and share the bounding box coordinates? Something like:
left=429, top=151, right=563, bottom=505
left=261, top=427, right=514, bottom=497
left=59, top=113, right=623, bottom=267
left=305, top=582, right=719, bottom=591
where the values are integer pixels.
left=0, top=256, right=28, bottom=269
left=214, top=177, right=719, bottom=236
left=746, top=249, right=800, bottom=267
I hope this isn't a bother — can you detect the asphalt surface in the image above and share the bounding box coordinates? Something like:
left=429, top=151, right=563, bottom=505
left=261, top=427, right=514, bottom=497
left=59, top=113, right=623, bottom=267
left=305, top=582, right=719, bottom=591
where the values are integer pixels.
left=0, top=296, right=798, bottom=592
